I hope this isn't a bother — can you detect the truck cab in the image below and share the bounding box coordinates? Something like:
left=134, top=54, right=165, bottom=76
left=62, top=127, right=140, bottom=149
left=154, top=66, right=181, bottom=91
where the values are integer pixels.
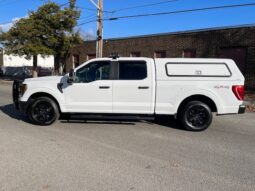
left=63, top=57, right=155, bottom=114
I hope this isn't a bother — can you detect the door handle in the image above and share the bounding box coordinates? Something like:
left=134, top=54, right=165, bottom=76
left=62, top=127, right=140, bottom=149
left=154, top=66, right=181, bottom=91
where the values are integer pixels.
left=138, top=86, right=149, bottom=89
left=99, top=86, right=110, bottom=89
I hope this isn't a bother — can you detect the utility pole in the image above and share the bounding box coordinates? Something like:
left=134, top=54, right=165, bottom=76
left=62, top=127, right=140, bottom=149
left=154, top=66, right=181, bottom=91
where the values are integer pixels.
left=89, top=0, right=103, bottom=58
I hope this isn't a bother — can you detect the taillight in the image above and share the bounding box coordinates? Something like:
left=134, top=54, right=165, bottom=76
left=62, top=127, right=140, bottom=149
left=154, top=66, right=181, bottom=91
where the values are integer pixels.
left=232, top=85, right=244, bottom=101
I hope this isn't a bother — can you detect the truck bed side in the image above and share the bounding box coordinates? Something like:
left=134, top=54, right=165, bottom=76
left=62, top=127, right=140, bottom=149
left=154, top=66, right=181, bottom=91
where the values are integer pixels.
left=154, top=58, right=245, bottom=115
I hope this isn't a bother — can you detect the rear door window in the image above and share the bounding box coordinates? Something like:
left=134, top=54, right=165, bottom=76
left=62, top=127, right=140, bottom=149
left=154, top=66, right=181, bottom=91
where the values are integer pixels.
left=118, top=61, right=147, bottom=80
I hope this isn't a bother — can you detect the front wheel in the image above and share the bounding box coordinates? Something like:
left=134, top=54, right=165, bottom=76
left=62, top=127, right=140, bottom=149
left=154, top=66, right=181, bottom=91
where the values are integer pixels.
left=178, top=101, right=212, bottom=131
left=28, top=97, right=59, bottom=125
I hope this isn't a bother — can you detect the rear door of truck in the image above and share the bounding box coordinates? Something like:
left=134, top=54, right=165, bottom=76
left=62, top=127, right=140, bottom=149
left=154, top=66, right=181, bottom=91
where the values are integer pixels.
left=112, top=58, right=156, bottom=114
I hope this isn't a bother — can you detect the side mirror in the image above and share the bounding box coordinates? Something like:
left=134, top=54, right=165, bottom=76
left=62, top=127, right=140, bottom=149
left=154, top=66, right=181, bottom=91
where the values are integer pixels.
left=67, top=69, right=75, bottom=84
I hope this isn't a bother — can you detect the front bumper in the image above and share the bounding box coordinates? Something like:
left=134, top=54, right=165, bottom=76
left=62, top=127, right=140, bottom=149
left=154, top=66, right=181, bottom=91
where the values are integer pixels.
left=238, top=105, right=246, bottom=114
left=12, top=80, right=28, bottom=114
left=19, top=101, right=28, bottom=114
left=13, top=99, right=28, bottom=114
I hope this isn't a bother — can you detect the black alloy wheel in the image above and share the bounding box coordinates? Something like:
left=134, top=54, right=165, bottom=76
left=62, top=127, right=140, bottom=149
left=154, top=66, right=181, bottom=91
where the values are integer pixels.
left=179, top=101, right=212, bottom=131
left=28, top=97, right=59, bottom=125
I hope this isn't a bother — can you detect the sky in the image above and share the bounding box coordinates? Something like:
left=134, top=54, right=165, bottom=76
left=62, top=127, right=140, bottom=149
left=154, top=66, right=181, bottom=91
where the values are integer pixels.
left=0, top=0, right=255, bottom=39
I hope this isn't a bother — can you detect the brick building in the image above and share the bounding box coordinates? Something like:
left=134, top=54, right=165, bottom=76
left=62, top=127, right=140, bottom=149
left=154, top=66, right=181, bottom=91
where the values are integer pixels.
left=66, top=24, right=255, bottom=90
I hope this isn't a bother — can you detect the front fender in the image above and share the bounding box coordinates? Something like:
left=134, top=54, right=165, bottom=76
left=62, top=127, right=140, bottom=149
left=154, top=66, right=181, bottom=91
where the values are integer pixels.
left=20, top=87, right=65, bottom=111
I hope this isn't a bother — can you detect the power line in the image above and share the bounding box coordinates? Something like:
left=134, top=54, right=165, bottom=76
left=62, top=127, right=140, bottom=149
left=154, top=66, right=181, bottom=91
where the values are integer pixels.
left=77, top=2, right=255, bottom=26
left=79, top=13, right=97, bottom=21
left=78, top=0, right=179, bottom=25
left=0, top=1, right=72, bottom=25
left=78, top=5, right=112, bottom=13
left=77, top=19, right=97, bottom=26
left=105, top=2, right=255, bottom=21
left=59, top=2, right=70, bottom=7
left=109, top=0, right=179, bottom=13
left=0, top=0, right=19, bottom=7
left=77, top=6, right=97, bottom=11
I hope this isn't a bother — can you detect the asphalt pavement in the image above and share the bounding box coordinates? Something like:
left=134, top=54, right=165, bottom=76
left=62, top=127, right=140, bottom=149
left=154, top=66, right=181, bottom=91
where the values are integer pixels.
left=0, top=83, right=254, bottom=191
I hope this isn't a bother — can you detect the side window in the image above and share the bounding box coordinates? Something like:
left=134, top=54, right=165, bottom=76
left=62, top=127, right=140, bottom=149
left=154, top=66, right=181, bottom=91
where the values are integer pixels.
left=119, top=61, right=147, bottom=80
left=75, top=61, right=111, bottom=83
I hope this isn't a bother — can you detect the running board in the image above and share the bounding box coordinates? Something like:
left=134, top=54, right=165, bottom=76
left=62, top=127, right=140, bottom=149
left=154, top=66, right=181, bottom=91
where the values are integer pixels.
left=69, top=114, right=155, bottom=121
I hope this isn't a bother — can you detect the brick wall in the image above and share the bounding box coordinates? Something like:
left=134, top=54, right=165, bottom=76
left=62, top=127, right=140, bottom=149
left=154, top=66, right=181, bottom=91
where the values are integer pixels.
left=66, top=26, right=255, bottom=90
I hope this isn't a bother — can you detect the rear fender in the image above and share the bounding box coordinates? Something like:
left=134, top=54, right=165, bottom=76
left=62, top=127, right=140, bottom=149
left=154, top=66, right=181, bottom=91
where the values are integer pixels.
left=174, top=89, right=222, bottom=114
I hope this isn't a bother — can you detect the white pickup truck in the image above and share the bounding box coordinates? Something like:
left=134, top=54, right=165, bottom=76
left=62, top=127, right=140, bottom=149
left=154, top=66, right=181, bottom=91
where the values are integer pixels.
left=13, top=57, right=245, bottom=131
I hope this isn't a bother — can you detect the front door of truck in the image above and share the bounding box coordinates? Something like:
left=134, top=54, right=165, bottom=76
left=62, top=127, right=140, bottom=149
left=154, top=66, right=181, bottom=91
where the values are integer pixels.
left=64, top=60, right=113, bottom=113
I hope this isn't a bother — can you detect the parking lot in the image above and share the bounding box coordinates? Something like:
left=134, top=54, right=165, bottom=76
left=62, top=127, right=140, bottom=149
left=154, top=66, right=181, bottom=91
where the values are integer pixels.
left=0, top=83, right=254, bottom=191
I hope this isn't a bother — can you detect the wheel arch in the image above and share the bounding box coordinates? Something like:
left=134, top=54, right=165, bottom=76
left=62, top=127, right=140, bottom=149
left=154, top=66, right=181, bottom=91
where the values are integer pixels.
left=177, top=94, right=217, bottom=115
left=28, top=92, right=61, bottom=113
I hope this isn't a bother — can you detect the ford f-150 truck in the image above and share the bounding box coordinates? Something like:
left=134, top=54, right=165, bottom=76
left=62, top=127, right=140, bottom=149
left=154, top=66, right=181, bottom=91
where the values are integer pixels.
left=13, top=57, right=245, bottom=131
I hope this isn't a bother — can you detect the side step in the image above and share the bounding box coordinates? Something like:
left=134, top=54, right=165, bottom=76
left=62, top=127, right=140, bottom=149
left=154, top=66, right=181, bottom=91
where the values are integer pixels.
left=68, top=114, right=155, bottom=121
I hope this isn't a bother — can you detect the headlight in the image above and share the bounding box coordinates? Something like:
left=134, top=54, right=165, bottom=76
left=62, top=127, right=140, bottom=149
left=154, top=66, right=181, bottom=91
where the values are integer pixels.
left=20, top=84, right=27, bottom=96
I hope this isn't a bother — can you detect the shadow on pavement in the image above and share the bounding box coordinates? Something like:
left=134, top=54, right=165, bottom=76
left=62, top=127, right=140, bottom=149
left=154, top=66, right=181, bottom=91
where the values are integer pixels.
left=153, top=115, right=186, bottom=131
left=0, top=104, right=29, bottom=123
left=0, top=104, right=185, bottom=130
left=61, top=115, right=185, bottom=130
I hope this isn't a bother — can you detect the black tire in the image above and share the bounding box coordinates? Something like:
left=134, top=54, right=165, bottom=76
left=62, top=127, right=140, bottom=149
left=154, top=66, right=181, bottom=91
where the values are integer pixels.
left=178, top=101, right=212, bottom=131
left=28, top=97, right=59, bottom=126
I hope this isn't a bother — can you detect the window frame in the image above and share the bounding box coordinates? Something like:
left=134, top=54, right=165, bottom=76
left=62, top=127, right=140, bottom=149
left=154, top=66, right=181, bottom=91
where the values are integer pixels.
left=154, top=50, right=166, bottom=58
left=182, top=49, right=196, bottom=58
left=130, top=52, right=141, bottom=57
left=116, top=60, right=148, bottom=80
left=165, top=62, right=232, bottom=77
left=74, top=61, right=114, bottom=83
left=86, top=53, right=96, bottom=61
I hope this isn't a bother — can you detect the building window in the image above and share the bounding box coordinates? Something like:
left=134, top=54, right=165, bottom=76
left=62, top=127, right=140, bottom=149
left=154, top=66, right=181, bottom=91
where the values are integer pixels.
left=110, top=52, right=119, bottom=58
left=87, top=54, right=96, bottom=61
left=154, top=50, right=166, bottom=58
left=182, top=49, right=196, bottom=58
left=73, top=54, right=80, bottom=68
left=130, top=52, right=141, bottom=57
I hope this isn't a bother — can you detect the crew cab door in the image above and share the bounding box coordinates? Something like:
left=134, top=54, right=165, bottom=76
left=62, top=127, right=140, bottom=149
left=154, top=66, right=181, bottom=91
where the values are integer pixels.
left=112, top=59, right=155, bottom=114
left=64, top=60, right=113, bottom=113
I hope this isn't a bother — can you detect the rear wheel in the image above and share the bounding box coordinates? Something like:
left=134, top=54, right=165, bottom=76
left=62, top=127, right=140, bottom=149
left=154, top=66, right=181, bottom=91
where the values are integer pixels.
left=28, top=97, right=59, bottom=125
left=178, top=101, right=212, bottom=131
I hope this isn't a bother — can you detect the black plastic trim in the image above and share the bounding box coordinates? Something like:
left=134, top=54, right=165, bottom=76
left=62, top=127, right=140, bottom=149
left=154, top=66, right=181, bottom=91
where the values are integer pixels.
left=68, top=113, right=155, bottom=121
left=57, top=83, right=63, bottom=93
left=238, top=105, right=246, bottom=114
left=12, top=80, right=22, bottom=109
